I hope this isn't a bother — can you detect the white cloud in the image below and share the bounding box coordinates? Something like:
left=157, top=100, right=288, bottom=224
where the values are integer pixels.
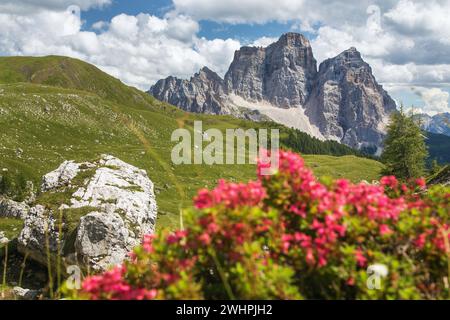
left=173, top=0, right=307, bottom=24
left=172, top=0, right=385, bottom=26
left=250, top=36, right=279, bottom=47
left=1, top=0, right=450, bottom=116
left=0, top=7, right=241, bottom=89
left=411, top=87, right=450, bottom=115
left=0, top=0, right=111, bottom=13
left=92, top=20, right=108, bottom=31
left=384, top=0, right=450, bottom=44
left=195, top=38, right=241, bottom=75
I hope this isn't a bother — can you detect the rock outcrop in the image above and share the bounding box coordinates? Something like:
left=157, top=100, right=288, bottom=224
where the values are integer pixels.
left=41, top=160, right=80, bottom=192
left=305, top=47, right=397, bottom=151
left=17, top=155, right=158, bottom=272
left=0, top=198, right=30, bottom=219
left=148, top=32, right=397, bottom=152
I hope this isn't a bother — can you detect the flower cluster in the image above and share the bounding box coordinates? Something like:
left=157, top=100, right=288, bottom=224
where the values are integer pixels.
left=194, top=180, right=266, bottom=209
left=82, top=266, right=157, bottom=300
left=79, top=151, right=450, bottom=300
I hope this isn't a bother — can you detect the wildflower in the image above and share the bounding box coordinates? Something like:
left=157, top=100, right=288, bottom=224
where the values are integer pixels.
left=355, top=249, right=367, bottom=267
left=379, top=224, right=393, bottom=236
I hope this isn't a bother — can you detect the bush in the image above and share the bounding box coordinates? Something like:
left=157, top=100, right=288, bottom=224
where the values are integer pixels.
left=78, top=151, right=450, bottom=300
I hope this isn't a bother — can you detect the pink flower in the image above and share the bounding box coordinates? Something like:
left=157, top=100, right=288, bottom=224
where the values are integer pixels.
left=354, top=249, right=367, bottom=267
left=194, top=180, right=266, bottom=209
left=379, top=224, right=393, bottom=236
left=380, top=176, right=398, bottom=188
left=415, top=178, right=426, bottom=188
left=198, top=233, right=212, bottom=246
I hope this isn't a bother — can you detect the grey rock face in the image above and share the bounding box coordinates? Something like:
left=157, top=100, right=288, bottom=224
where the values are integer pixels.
left=225, top=33, right=317, bottom=108
left=150, top=67, right=229, bottom=115
left=75, top=212, right=131, bottom=272
left=18, top=205, right=62, bottom=266
left=305, top=48, right=397, bottom=151
left=0, top=198, right=30, bottom=219
left=41, top=160, right=80, bottom=192
left=148, top=33, right=397, bottom=151
left=150, top=33, right=316, bottom=112
left=17, top=155, right=158, bottom=272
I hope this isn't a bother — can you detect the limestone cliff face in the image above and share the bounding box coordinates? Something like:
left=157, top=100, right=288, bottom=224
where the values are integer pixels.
left=150, top=67, right=228, bottom=114
left=148, top=33, right=397, bottom=152
left=305, top=47, right=397, bottom=151
left=224, top=33, right=317, bottom=108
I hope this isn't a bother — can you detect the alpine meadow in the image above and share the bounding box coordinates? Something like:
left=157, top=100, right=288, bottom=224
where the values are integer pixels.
left=0, top=0, right=449, bottom=305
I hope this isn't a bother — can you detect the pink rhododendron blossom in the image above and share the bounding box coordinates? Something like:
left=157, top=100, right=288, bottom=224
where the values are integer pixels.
left=80, top=150, right=449, bottom=300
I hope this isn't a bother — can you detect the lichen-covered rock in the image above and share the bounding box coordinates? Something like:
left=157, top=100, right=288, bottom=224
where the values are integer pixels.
left=17, top=155, right=158, bottom=272
left=75, top=212, right=132, bottom=272
left=41, top=160, right=81, bottom=192
left=0, top=197, right=30, bottom=219
left=70, top=155, right=157, bottom=236
left=18, top=205, right=61, bottom=266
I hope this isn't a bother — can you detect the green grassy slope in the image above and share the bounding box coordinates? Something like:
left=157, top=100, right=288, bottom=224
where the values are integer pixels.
left=0, top=56, right=384, bottom=230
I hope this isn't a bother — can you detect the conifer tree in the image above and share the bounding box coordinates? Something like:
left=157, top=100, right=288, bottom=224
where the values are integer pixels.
left=381, top=105, right=428, bottom=179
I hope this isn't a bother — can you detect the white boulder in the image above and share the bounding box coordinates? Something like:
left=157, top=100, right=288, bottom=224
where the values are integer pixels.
left=18, top=155, right=158, bottom=272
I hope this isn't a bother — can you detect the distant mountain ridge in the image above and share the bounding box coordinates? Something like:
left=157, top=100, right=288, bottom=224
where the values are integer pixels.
left=149, top=33, right=396, bottom=153
left=415, top=113, right=450, bottom=137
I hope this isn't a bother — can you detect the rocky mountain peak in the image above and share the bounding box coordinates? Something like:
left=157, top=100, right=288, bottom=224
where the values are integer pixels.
left=194, top=66, right=224, bottom=86
left=306, top=47, right=397, bottom=151
left=224, top=32, right=317, bottom=107
left=149, top=33, right=398, bottom=152
left=320, top=47, right=368, bottom=74
left=272, top=32, right=312, bottom=48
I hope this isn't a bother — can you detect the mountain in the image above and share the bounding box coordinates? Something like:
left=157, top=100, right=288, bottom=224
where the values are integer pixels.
left=415, top=113, right=450, bottom=137
left=0, top=56, right=385, bottom=231
left=305, top=48, right=396, bottom=152
left=224, top=33, right=317, bottom=108
left=149, top=33, right=396, bottom=153
left=149, top=67, right=229, bottom=115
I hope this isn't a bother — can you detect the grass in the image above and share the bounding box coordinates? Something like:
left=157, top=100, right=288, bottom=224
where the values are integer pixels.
left=0, top=56, right=385, bottom=233
left=0, top=218, right=24, bottom=243
left=303, top=155, right=385, bottom=182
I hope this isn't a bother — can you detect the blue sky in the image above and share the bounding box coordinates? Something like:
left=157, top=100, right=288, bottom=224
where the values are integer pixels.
left=81, top=0, right=306, bottom=43
left=0, top=0, right=449, bottom=115
left=82, top=0, right=173, bottom=27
